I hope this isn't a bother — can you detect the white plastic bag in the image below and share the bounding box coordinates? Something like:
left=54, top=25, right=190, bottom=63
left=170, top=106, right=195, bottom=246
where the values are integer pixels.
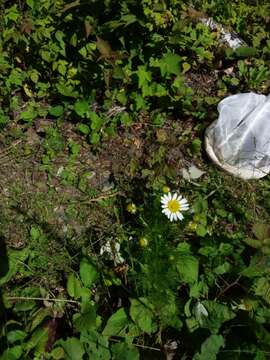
left=205, top=93, right=270, bottom=179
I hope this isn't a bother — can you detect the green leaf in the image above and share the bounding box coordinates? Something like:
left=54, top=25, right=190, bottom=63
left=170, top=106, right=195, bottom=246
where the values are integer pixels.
left=30, top=307, right=51, bottom=332
left=89, top=112, right=103, bottom=131
left=25, top=327, right=49, bottom=353
left=90, top=132, right=100, bottom=144
left=102, top=308, right=129, bottom=337
left=30, top=226, right=41, bottom=241
left=49, top=105, right=64, bottom=117
left=235, top=47, right=258, bottom=58
left=254, top=278, right=270, bottom=304
left=0, top=345, right=23, bottom=360
left=213, top=262, right=231, bottom=275
left=67, top=273, right=83, bottom=299
left=74, top=100, right=89, bottom=117
left=153, top=53, right=182, bottom=77
left=193, top=335, right=225, bottom=360
left=111, top=342, right=139, bottom=360
left=73, top=302, right=96, bottom=332
left=201, top=300, right=235, bottom=332
left=176, top=243, right=198, bottom=284
left=50, top=347, right=65, bottom=359
left=20, top=106, right=38, bottom=122
left=129, top=298, right=157, bottom=334
left=79, top=257, right=98, bottom=288
left=252, top=223, right=269, bottom=240
left=77, top=123, right=90, bottom=135
left=136, top=65, right=152, bottom=89
left=0, top=248, right=29, bottom=286
left=60, top=338, right=85, bottom=360
left=80, top=330, right=111, bottom=360
left=243, top=238, right=262, bottom=248
left=6, top=330, right=27, bottom=344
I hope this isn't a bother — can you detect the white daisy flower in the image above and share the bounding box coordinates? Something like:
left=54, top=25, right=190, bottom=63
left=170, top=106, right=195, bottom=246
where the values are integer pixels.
left=161, top=192, right=189, bottom=222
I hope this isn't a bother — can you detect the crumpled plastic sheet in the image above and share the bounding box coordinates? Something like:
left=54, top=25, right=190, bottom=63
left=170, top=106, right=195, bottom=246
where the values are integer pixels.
left=205, top=93, right=270, bottom=179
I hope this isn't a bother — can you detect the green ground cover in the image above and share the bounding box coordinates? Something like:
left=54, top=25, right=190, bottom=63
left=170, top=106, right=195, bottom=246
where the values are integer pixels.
left=1, top=0, right=270, bottom=358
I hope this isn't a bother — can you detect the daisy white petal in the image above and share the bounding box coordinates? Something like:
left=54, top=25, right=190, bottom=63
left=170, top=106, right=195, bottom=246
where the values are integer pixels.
left=160, top=192, right=190, bottom=221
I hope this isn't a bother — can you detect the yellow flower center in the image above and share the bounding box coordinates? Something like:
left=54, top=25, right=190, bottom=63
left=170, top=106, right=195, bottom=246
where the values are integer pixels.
left=167, top=199, right=181, bottom=213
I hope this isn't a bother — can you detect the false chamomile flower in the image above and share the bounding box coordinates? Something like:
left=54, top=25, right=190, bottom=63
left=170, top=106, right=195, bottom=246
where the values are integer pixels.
left=161, top=192, right=189, bottom=221
left=126, top=203, right=137, bottom=214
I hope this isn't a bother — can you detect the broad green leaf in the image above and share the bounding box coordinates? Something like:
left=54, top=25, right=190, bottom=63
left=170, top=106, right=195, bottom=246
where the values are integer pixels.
left=25, top=327, right=49, bottom=353
left=74, top=100, right=89, bottom=117
left=254, top=278, right=270, bottom=304
left=235, top=47, right=258, bottom=58
left=136, top=65, right=152, bottom=89
left=49, top=105, right=64, bottom=117
left=90, top=132, right=100, bottom=144
left=77, top=123, right=90, bottom=135
left=152, top=53, right=182, bottom=77
left=67, top=273, right=82, bottom=299
left=111, top=342, right=139, bottom=360
left=252, top=223, right=269, bottom=240
left=0, top=248, right=29, bottom=286
left=89, top=112, right=103, bottom=131
left=6, top=330, right=27, bottom=344
left=129, top=298, right=157, bottom=334
left=201, top=300, right=235, bottom=332
left=243, top=238, right=262, bottom=248
left=102, top=308, right=129, bottom=337
left=213, top=262, right=231, bottom=275
left=176, top=243, right=198, bottom=284
left=176, top=254, right=199, bottom=285
left=73, top=303, right=96, bottom=332
left=29, top=307, right=51, bottom=332
left=0, top=345, right=23, bottom=360
left=60, top=338, right=85, bottom=360
left=79, top=257, right=98, bottom=288
left=193, top=335, right=225, bottom=360
left=50, top=347, right=65, bottom=359
left=80, top=330, right=111, bottom=360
